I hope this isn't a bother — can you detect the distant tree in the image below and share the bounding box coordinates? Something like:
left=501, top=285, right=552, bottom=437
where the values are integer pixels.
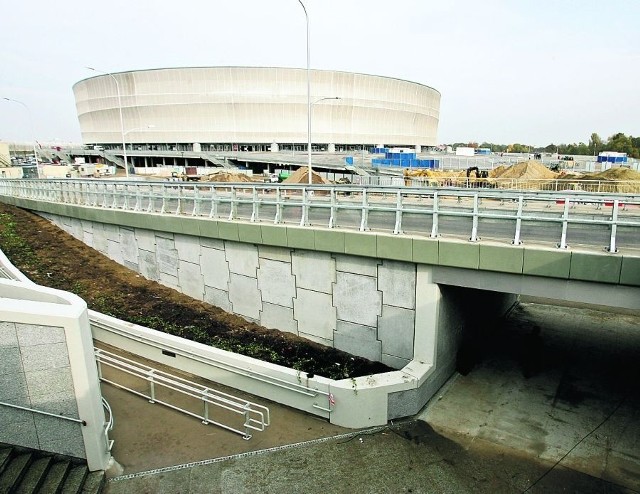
left=605, top=133, right=634, bottom=156
left=508, top=143, right=530, bottom=153
left=589, top=133, right=603, bottom=156
left=543, top=144, right=557, bottom=153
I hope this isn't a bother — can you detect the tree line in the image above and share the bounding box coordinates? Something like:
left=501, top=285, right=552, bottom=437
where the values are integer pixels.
left=451, top=132, right=640, bottom=158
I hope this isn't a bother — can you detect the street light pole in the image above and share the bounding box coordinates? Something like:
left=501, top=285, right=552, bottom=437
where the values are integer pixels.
left=86, top=67, right=128, bottom=178
left=2, top=97, right=40, bottom=177
left=123, top=125, right=155, bottom=173
left=297, top=0, right=312, bottom=184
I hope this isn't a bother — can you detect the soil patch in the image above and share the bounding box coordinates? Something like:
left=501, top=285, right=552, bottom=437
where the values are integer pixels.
left=0, top=203, right=391, bottom=379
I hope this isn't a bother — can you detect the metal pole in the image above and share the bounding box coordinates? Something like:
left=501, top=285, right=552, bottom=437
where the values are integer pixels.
left=297, top=0, right=312, bottom=184
left=2, top=97, right=40, bottom=178
left=87, top=67, right=128, bottom=178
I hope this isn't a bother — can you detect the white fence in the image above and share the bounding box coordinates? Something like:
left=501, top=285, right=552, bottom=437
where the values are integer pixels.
left=1, top=179, right=639, bottom=253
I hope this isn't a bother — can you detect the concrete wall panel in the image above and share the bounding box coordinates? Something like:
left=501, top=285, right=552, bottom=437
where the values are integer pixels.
left=225, top=242, right=259, bottom=277
left=293, top=289, right=336, bottom=344
left=378, top=260, right=416, bottom=309
left=257, top=258, right=295, bottom=308
left=201, top=246, right=230, bottom=290
left=333, top=272, right=381, bottom=327
left=228, top=273, right=262, bottom=321
left=292, top=251, right=335, bottom=293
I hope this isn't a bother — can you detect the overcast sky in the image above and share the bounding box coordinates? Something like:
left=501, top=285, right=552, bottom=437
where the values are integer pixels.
left=1, top=0, right=638, bottom=146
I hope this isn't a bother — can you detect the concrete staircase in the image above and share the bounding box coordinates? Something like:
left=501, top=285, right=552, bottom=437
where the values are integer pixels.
left=0, top=443, right=104, bottom=493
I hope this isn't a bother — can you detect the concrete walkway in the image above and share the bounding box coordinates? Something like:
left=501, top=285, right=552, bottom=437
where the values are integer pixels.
left=103, top=300, right=640, bottom=493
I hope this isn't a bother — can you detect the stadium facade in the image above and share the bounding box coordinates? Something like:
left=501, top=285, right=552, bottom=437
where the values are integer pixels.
left=73, top=67, right=440, bottom=154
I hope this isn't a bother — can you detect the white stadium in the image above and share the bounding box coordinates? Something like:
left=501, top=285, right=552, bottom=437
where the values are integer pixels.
left=73, top=66, right=441, bottom=155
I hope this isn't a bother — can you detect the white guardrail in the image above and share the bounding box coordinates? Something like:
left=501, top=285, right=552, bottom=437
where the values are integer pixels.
left=95, top=347, right=270, bottom=440
left=1, top=178, right=639, bottom=253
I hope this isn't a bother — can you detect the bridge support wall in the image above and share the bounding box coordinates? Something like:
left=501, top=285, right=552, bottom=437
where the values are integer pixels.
left=40, top=212, right=518, bottom=423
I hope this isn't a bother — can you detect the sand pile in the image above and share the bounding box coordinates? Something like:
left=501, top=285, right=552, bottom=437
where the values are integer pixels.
left=282, top=166, right=331, bottom=185
left=201, top=172, right=253, bottom=182
left=587, top=167, right=640, bottom=181
left=492, top=160, right=557, bottom=180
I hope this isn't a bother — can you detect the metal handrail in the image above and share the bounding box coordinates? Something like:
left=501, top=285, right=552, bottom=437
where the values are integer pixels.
left=102, top=397, right=114, bottom=451
left=95, top=347, right=270, bottom=440
left=89, top=313, right=330, bottom=400
left=0, top=400, right=86, bottom=425
left=1, top=179, right=639, bottom=254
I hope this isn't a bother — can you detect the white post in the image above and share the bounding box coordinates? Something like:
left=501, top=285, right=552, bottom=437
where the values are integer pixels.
left=297, top=0, right=312, bottom=184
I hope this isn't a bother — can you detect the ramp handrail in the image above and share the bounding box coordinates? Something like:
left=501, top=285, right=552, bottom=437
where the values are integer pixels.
left=95, top=347, right=270, bottom=440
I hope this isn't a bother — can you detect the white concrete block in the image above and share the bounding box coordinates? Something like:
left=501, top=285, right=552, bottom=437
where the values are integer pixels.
left=292, top=251, right=335, bottom=293
left=139, top=250, right=159, bottom=281
left=333, top=272, right=381, bottom=327
left=335, top=254, right=379, bottom=277
left=258, top=245, right=292, bottom=263
left=82, top=230, right=93, bottom=248
left=293, top=288, right=336, bottom=342
left=260, top=302, right=298, bottom=335
left=120, top=228, right=139, bottom=265
left=159, top=272, right=180, bottom=290
left=204, top=286, right=232, bottom=312
left=378, top=304, right=415, bottom=360
left=107, top=239, right=124, bottom=264
left=200, top=237, right=224, bottom=250
left=226, top=242, right=259, bottom=277
left=378, top=260, right=416, bottom=309
left=103, top=223, right=119, bottom=242
left=156, top=236, right=178, bottom=276
left=135, top=228, right=156, bottom=252
left=178, top=260, right=205, bottom=300
left=334, top=332, right=382, bottom=362
left=92, top=225, right=109, bottom=255
left=175, top=234, right=201, bottom=264
left=257, top=259, right=295, bottom=308
left=201, top=246, right=230, bottom=290
left=382, top=353, right=411, bottom=370
left=228, top=273, right=262, bottom=320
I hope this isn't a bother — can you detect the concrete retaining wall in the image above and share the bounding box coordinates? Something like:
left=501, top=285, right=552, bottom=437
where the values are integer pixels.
left=44, top=214, right=424, bottom=370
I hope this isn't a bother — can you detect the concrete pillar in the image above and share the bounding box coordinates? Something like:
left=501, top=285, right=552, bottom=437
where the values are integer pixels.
left=193, top=142, right=201, bottom=152
left=415, top=145, right=422, bottom=153
left=270, top=142, right=279, bottom=152
left=328, top=143, right=336, bottom=153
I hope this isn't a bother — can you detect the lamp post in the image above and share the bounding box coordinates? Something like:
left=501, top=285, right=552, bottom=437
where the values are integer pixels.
left=296, top=0, right=312, bottom=184
left=123, top=125, right=155, bottom=175
left=2, top=97, right=40, bottom=177
left=86, top=67, right=128, bottom=178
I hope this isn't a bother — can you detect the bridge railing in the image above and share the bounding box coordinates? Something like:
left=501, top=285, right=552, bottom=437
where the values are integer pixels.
left=0, top=179, right=639, bottom=253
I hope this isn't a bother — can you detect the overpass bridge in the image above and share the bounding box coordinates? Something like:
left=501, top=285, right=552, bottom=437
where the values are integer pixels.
left=0, top=178, right=638, bottom=428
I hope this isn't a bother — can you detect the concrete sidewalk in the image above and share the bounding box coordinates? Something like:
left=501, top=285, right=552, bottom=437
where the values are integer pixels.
left=102, top=301, right=640, bottom=493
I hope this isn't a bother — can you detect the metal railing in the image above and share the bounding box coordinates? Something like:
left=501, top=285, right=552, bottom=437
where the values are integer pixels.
left=95, top=347, right=270, bottom=440
left=0, top=400, right=86, bottom=425
left=0, top=179, right=639, bottom=253
left=102, top=397, right=114, bottom=452
left=90, top=313, right=334, bottom=413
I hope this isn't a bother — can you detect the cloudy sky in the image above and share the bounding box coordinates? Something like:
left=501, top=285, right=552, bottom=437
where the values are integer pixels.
left=1, top=0, right=638, bottom=146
